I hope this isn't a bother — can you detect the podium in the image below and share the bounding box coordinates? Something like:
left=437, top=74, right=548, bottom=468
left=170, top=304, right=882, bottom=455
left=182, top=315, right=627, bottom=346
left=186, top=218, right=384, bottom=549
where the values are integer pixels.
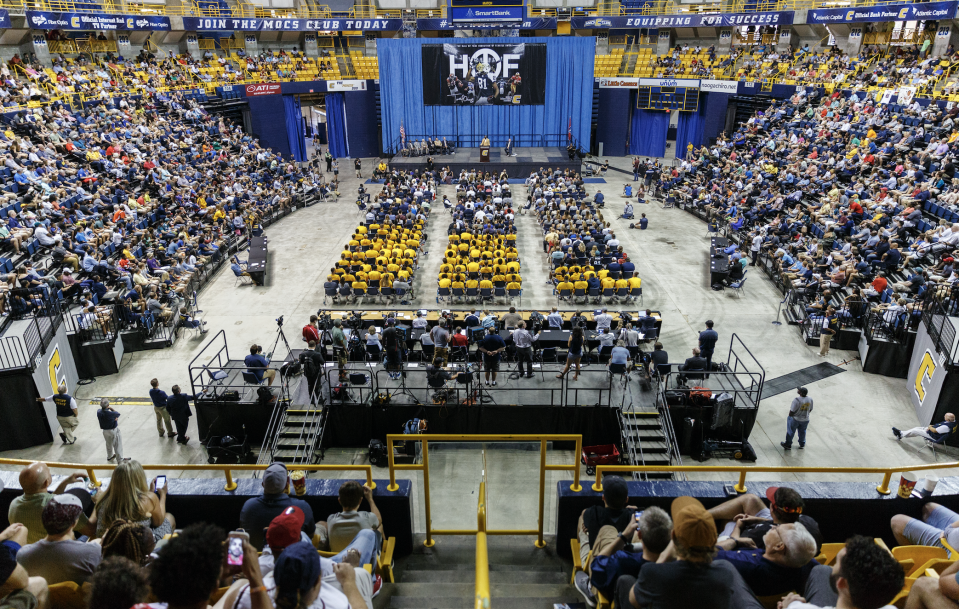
left=480, top=146, right=490, bottom=162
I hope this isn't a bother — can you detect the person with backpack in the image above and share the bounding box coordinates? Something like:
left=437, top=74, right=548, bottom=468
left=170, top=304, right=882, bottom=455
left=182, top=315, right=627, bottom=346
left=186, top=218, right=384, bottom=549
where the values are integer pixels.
left=299, top=340, right=325, bottom=404
left=382, top=320, right=404, bottom=380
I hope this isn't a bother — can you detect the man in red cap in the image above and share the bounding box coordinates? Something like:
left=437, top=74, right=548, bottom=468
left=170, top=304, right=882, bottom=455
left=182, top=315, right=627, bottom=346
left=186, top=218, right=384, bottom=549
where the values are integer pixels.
left=708, top=487, right=822, bottom=553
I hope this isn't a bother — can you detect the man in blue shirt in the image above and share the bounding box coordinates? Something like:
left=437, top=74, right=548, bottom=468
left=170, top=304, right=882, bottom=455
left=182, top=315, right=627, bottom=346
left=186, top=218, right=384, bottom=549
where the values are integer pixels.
left=698, top=320, right=719, bottom=375
left=244, top=344, right=276, bottom=386
left=713, top=523, right=818, bottom=596
left=478, top=328, right=506, bottom=386
left=148, top=378, right=175, bottom=439
left=96, top=398, right=126, bottom=462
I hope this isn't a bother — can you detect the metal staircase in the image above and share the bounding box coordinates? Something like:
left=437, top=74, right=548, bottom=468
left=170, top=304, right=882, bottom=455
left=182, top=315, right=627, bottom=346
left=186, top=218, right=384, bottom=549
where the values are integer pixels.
left=265, top=405, right=326, bottom=464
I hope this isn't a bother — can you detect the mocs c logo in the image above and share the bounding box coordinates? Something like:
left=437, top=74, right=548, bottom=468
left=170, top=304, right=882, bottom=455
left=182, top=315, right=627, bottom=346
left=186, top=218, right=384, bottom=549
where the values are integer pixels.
left=47, top=346, right=64, bottom=394
left=915, top=349, right=937, bottom=404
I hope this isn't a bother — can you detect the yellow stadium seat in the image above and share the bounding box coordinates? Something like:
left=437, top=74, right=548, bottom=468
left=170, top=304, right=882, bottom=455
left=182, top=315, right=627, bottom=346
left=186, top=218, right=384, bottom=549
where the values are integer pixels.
left=48, top=582, right=90, bottom=609
left=891, top=546, right=948, bottom=576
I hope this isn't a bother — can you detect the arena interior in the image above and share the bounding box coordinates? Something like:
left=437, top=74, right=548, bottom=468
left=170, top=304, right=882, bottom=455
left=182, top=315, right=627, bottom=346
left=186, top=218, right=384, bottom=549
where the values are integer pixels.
left=3, top=2, right=959, bottom=608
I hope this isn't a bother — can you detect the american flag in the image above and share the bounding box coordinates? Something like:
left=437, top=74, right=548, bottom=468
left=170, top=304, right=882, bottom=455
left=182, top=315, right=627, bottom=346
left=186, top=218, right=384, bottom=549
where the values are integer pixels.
left=400, top=122, right=406, bottom=146
left=567, top=117, right=572, bottom=143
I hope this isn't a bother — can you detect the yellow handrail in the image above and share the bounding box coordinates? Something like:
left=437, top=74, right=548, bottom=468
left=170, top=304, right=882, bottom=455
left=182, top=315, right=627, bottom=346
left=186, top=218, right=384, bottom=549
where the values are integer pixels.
left=385, top=434, right=582, bottom=548
left=592, top=461, right=959, bottom=496
left=475, top=480, right=490, bottom=609
left=0, top=458, right=375, bottom=493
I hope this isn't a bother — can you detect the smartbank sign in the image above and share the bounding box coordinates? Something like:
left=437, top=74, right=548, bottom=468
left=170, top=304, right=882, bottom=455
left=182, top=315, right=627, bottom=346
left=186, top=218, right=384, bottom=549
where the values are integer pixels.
left=572, top=11, right=792, bottom=29
left=807, top=1, right=957, bottom=23
left=451, top=7, right=523, bottom=21
left=181, top=16, right=402, bottom=31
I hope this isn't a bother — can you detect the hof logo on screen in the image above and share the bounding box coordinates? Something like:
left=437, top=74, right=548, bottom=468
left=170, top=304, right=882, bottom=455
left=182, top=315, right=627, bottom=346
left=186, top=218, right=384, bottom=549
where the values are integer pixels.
left=449, top=47, right=520, bottom=81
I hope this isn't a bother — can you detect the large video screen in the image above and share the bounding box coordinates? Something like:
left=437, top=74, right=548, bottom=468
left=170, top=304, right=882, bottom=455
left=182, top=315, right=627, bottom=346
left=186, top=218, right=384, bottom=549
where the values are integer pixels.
left=422, top=42, right=547, bottom=106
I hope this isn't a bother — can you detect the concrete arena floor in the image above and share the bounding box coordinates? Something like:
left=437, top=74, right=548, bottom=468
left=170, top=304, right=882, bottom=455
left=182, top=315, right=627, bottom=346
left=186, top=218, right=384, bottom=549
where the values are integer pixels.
left=0, top=154, right=946, bottom=536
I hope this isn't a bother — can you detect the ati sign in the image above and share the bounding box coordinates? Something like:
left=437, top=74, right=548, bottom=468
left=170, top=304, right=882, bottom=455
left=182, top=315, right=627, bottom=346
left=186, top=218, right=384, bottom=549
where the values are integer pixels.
left=246, top=83, right=281, bottom=96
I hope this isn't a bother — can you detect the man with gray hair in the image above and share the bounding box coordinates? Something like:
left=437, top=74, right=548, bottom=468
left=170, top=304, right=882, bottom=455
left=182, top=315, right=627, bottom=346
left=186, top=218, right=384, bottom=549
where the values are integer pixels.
left=577, top=505, right=673, bottom=605
left=713, top=521, right=818, bottom=596
left=95, top=399, right=126, bottom=462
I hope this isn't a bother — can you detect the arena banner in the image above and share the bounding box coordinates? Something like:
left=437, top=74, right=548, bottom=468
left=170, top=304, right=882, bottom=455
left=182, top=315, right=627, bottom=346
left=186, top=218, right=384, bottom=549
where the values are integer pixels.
left=26, top=10, right=171, bottom=30
left=639, top=78, right=700, bottom=87
left=181, top=16, right=402, bottom=31
left=807, top=1, right=957, bottom=23
left=701, top=79, right=739, bottom=93
left=907, top=323, right=949, bottom=425
left=599, top=77, right=640, bottom=88
left=422, top=42, right=547, bottom=106
left=326, top=80, right=367, bottom=92
left=572, top=11, right=792, bottom=29
left=0, top=10, right=10, bottom=29
left=417, top=17, right=556, bottom=29
left=451, top=6, right=523, bottom=22
left=246, top=83, right=281, bottom=96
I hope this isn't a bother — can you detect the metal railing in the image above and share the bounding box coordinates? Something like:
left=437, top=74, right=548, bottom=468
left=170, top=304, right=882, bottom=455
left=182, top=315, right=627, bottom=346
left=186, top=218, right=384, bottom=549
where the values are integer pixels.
left=591, top=460, right=959, bottom=496
left=385, top=434, right=583, bottom=548
left=475, top=480, right=490, bottom=609
left=0, top=458, right=375, bottom=492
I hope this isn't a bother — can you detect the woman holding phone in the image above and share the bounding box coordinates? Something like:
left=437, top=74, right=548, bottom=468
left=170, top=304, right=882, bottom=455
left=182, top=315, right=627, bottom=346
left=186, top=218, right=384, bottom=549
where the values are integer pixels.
left=89, top=460, right=175, bottom=541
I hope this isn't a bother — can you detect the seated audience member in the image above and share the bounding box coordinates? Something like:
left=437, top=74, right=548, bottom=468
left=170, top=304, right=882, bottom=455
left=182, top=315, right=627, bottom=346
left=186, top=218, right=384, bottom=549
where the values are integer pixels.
left=891, top=502, right=959, bottom=553
left=714, top=521, right=818, bottom=596
left=0, top=522, right=49, bottom=609
left=87, top=556, right=149, bottom=609
left=616, top=496, right=756, bottom=609
left=239, top=463, right=316, bottom=550
left=16, top=495, right=101, bottom=585
left=135, top=523, right=271, bottom=609
left=8, top=462, right=91, bottom=543
left=578, top=506, right=672, bottom=605
left=787, top=536, right=903, bottom=609
left=99, top=519, right=156, bottom=566
left=710, top=487, right=823, bottom=552
left=577, top=476, right=635, bottom=573
left=321, top=482, right=385, bottom=555
left=89, top=460, right=175, bottom=542
left=225, top=507, right=375, bottom=609
left=893, top=413, right=957, bottom=443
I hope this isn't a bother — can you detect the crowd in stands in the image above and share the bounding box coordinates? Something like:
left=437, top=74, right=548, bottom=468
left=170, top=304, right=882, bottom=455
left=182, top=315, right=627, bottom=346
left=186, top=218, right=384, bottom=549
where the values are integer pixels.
left=435, top=171, right=522, bottom=304
left=570, top=477, right=959, bottom=609
left=325, top=169, right=431, bottom=307
left=527, top=168, right=642, bottom=305
left=1, top=460, right=392, bottom=609
left=659, top=83, right=959, bottom=346
left=0, top=85, right=334, bottom=336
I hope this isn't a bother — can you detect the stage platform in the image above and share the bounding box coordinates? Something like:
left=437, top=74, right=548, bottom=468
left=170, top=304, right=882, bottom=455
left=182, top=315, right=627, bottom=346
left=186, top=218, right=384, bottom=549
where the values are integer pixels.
left=389, top=147, right=582, bottom=178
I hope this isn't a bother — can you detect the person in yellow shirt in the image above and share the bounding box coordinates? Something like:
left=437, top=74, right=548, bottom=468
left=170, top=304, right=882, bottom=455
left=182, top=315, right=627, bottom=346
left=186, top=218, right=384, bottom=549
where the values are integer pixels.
left=574, top=278, right=588, bottom=294
left=492, top=273, right=506, bottom=285
left=368, top=269, right=382, bottom=284
left=601, top=276, right=616, bottom=290
left=467, top=260, right=480, bottom=275
left=507, top=261, right=520, bottom=273
left=507, top=281, right=521, bottom=293
left=614, top=277, right=629, bottom=293
left=439, top=276, right=452, bottom=289
left=556, top=279, right=574, bottom=298
left=351, top=279, right=368, bottom=300
left=479, top=278, right=493, bottom=291
left=465, top=277, right=479, bottom=290
left=627, top=276, right=642, bottom=292
left=451, top=276, right=465, bottom=297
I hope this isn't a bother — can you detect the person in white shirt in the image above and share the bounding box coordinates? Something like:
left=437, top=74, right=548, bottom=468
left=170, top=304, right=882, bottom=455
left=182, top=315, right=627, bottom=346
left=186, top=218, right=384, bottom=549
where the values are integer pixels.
left=779, top=536, right=903, bottom=609
left=412, top=311, right=428, bottom=329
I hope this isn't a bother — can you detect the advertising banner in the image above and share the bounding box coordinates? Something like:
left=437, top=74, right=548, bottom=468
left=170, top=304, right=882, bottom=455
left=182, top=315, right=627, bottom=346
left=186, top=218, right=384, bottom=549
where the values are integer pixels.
left=182, top=16, right=402, bottom=31
left=327, top=80, right=368, bottom=92
left=417, top=17, right=556, bottom=29
left=599, top=77, right=640, bottom=88
left=0, top=10, right=10, bottom=29
left=451, top=6, right=523, bottom=22
left=26, top=10, right=171, bottom=30
left=246, top=83, right=282, bottom=96
left=701, top=79, right=739, bottom=93
left=639, top=78, right=700, bottom=87
left=572, top=11, right=793, bottom=29
left=422, top=42, right=547, bottom=106
left=807, top=1, right=957, bottom=24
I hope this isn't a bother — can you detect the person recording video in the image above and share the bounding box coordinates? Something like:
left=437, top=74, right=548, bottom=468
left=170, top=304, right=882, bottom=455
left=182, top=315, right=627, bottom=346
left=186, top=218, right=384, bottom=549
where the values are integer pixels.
left=426, top=358, right=453, bottom=388
left=511, top=321, right=540, bottom=379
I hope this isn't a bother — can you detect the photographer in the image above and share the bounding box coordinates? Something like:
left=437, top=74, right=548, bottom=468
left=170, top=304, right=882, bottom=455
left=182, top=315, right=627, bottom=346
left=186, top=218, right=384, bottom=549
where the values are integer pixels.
left=511, top=321, right=540, bottom=379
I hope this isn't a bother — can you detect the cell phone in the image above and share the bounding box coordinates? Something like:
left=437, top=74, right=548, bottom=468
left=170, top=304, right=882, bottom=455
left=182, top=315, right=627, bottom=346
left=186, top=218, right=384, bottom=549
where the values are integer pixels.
left=155, top=475, right=166, bottom=490
left=723, top=484, right=738, bottom=497
left=227, top=531, right=249, bottom=566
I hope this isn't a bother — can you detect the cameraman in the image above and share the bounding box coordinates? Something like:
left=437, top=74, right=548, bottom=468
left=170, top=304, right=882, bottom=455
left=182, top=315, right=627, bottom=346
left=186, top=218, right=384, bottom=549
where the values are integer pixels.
left=511, top=321, right=540, bottom=379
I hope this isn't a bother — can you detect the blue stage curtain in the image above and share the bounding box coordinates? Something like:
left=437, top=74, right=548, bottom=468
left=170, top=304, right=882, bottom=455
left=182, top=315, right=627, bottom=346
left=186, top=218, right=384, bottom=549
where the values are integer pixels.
left=325, top=92, right=349, bottom=159
left=675, top=105, right=706, bottom=159
left=628, top=109, right=670, bottom=158
left=701, top=92, right=731, bottom=144
left=377, top=37, right=595, bottom=153
left=282, top=95, right=307, bottom=162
